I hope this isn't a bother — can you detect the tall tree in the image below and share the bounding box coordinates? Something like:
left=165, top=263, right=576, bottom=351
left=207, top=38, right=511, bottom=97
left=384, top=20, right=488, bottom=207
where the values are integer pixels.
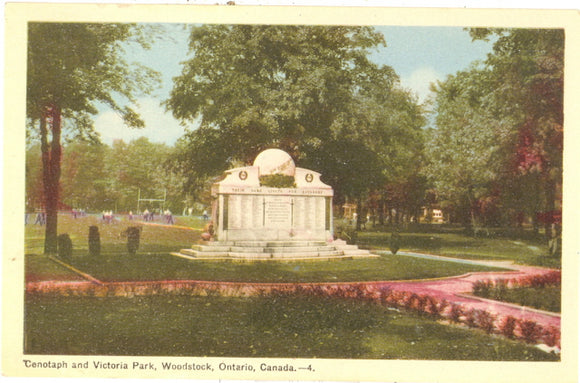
left=166, top=25, right=424, bottom=208
left=27, top=23, right=159, bottom=253
left=426, top=66, right=499, bottom=226
left=472, top=28, right=564, bottom=233
left=428, top=28, right=564, bottom=231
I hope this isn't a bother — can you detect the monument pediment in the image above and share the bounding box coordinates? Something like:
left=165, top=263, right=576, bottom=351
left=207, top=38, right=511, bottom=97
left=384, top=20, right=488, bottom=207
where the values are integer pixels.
left=215, top=148, right=332, bottom=194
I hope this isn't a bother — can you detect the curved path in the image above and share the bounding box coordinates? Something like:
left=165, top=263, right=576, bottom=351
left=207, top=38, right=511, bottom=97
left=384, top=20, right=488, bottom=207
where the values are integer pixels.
left=28, top=251, right=561, bottom=333
left=376, top=251, right=561, bottom=329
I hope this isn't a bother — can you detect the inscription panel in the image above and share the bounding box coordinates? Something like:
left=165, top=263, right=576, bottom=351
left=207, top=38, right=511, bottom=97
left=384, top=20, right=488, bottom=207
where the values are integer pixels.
left=264, top=196, right=292, bottom=228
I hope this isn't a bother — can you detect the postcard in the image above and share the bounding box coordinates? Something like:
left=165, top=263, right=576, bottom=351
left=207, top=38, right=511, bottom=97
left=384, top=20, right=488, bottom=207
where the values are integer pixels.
left=3, top=2, right=579, bottom=382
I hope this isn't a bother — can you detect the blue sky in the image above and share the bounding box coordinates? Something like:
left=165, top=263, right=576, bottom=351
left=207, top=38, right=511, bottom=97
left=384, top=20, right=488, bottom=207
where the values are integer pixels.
left=94, top=24, right=494, bottom=146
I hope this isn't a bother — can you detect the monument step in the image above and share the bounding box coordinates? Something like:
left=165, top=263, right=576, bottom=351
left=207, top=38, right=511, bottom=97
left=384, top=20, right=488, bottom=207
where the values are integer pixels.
left=264, top=241, right=327, bottom=247
left=204, top=241, right=236, bottom=247
left=192, top=245, right=232, bottom=252
left=228, top=246, right=271, bottom=253
left=268, top=246, right=334, bottom=253
left=333, top=244, right=359, bottom=251
left=226, top=250, right=343, bottom=258
left=178, top=249, right=227, bottom=257
left=228, top=252, right=275, bottom=259
left=342, top=249, right=372, bottom=256
left=231, top=241, right=269, bottom=247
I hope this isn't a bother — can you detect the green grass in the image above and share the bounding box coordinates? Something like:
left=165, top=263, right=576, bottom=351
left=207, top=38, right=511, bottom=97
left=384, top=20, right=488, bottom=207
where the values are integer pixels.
left=473, top=286, right=561, bottom=313
left=25, top=214, right=201, bottom=256
left=26, top=214, right=507, bottom=283
left=357, top=230, right=560, bottom=268
left=24, top=294, right=559, bottom=360
left=51, top=252, right=504, bottom=283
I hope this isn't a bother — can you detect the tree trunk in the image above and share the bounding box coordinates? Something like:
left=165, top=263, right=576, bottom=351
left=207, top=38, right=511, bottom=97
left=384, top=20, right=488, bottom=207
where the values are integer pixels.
left=378, top=199, right=385, bottom=226
left=41, top=105, right=62, bottom=254
left=355, top=196, right=364, bottom=231
left=542, top=175, right=557, bottom=240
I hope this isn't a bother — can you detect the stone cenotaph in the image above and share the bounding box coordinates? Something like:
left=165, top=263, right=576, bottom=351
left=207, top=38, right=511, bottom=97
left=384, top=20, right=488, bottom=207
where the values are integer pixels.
left=174, top=149, right=373, bottom=260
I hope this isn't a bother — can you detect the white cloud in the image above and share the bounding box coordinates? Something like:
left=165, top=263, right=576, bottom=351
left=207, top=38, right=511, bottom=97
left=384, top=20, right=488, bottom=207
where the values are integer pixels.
left=400, top=66, right=442, bottom=104
left=94, top=97, right=190, bottom=146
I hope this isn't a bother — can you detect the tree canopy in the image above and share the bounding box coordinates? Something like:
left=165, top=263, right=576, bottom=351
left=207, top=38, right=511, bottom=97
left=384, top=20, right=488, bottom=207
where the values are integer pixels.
left=427, top=28, right=563, bottom=229
left=166, top=24, right=425, bottom=206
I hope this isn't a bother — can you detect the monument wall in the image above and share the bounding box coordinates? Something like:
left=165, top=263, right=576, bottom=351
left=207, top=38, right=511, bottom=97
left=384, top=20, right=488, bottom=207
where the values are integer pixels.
left=211, top=149, right=334, bottom=242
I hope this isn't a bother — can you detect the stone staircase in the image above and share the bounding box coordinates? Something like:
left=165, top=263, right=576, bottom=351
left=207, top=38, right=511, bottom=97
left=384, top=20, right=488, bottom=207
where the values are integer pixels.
left=172, top=239, right=375, bottom=260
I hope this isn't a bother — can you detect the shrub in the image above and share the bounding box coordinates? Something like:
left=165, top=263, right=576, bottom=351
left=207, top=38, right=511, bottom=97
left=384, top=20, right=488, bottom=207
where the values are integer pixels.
left=126, top=226, right=141, bottom=255
left=389, top=232, right=401, bottom=255
left=498, top=315, right=517, bottom=339
left=57, top=234, right=73, bottom=262
left=519, top=320, right=543, bottom=344
left=465, top=309, right=478, bottom=328
left=88, top=226, right=100, bottom=257
left=542, top=326, right=560, bottom=348
left=449, top=304, right=464, bottom=323
left=472, top=280, right=493, bottom=297
left=475, top=310, right=496, bottom=334
left=259, top=174, right=296, bottom=188
left=378, top=287, right=393, bottom=305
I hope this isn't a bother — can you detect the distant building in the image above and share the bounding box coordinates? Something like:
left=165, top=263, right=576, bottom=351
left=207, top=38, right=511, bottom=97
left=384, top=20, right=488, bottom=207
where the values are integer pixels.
left=420, top=207, right=445, bottom=224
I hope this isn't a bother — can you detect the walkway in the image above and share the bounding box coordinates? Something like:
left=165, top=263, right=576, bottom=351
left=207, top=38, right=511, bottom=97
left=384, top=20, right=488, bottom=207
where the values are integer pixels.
left=376, top=252, right=560, bottom=329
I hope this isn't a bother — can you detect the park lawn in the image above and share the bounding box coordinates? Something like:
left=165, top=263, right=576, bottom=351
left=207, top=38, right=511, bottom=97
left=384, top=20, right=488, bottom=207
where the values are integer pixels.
left=25, top=214, right=508, bottom=283
left=25, top=214, right=201, bottom=256
left=28, top=253, right=505, bottom=283
left=473, top=286, right=561, bottom=313
left=357, top=230, right=559, bottom=268
left=24, top=294, right=558, bottom=361
left=25, top=255, right=85, bottom=283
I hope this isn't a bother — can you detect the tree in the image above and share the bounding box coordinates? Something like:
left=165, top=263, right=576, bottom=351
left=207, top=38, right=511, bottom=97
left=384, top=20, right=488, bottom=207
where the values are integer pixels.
left=166, top=25, right=425, bottom=211
left=472, top=28, right=563, bottom=234
left=60, top=141, right=109, bottom=211
left=426, top=65, right=499, bottom=227
left=27, top=23, right=159, bottom=253
left=428, top=28, right=564, bottom=231
left=106, top=138, right=178, bottom=212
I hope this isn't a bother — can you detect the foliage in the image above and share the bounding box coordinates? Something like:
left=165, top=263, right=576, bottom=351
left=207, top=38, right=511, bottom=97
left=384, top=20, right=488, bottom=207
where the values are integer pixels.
left=472, top=275, right=561, bottom=313
left=259, top=174, right=296, bottom=188
left=427, top=28, right=563, bottom=230
left=498, top=315, right=518, bottom=339
left=166, top=25, right=425, bottom=204
left=27, top=137, right=185, bottom=213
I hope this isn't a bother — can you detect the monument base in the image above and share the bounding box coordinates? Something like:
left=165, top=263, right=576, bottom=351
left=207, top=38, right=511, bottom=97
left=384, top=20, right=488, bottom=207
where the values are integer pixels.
left=172, top=239, right=376, bottom=261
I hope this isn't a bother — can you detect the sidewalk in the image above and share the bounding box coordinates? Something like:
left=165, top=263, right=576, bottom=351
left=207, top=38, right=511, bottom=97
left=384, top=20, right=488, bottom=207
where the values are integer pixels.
left=377, top=251, right=560, bottom=329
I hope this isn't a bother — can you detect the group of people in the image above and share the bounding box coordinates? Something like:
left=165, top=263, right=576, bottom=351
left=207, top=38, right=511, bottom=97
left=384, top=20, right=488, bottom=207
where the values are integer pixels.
left=71, top=209, right=87, bottom=219
left=102, top=210, right=115, bottom=224
left=141, top=209, right=175, bottom=224
left=26, top=207, right=210, bottom=229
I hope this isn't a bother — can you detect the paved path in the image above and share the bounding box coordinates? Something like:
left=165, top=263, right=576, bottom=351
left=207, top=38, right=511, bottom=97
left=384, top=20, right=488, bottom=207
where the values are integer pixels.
left=376, top=251, right=560, bottom=329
